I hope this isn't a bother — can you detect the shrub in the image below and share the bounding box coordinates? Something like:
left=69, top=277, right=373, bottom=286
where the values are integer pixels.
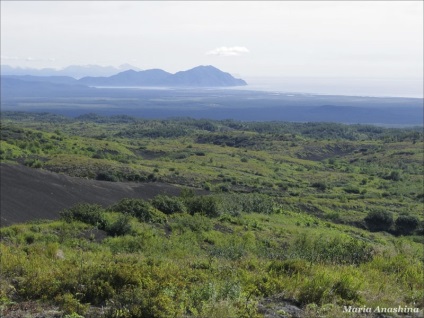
left=240, top=194, right=277, bottom=214
left=147, top=173, right=157, bottom=181
left=343, top=186, right=360, bottom=194
left=96, top=171, right=119, bottom=182
left=364, top=209, right=394, bottom=232
left=218, top=185, right=230, bottom=192
left=110, top=198, right=167, bottom=224
left=171, top=213, right=213, bottom=233
left=106, top=214, right=132, bottom=236
left=332, top=273, right=362, bottom=303
left=55, top=293, right=89, bottom=315
left=298, top=274, right=333, bottom=306
left=395, top=215, right=419, bottom=235
left=268, top=259, right=309, bottom=276
left=151, top=195, right=187, bottom=215
left=311, top=182, right=327, bottom=191
left=23, top=158, right=43, bottom=168
left=218, top=194, right=277, bottom=215
left=79, top=263, right=141, bottom=306
left=384, top=170, right=401, bottom=181
left=290, top=234, right=374, bottom=265
left=185, top=196, right=221, bottom=217
left=60, top=204, right=107, bottom=229
left=203, top=182, right=212, bottom=191
left=106, top=235, right=146, bottom=254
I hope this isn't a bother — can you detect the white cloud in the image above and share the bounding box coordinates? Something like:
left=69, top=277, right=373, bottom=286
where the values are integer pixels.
left=206, top=46, right=250, bottom=56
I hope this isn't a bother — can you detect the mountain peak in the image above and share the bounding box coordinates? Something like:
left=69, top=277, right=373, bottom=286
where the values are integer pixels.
left=79, top=65, right=247, bottom=87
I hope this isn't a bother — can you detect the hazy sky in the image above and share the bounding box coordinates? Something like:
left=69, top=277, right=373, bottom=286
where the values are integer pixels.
left=1, top=1, right=423, bottom=79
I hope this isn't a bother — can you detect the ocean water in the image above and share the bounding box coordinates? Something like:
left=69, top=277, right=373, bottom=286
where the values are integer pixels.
left=239, top=77, right=424, bottom=98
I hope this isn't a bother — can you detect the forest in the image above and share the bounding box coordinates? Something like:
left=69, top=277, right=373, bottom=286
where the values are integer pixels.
left=0, top=111, right=423, bottom=318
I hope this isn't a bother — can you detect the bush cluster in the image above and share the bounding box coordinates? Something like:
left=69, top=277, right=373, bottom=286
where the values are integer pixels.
left=151, top=195, right=187, bottom=215
left=364, top=210, right=419, bottom=235
left=111, top=198, right=167, bottom=224
left=60, top=203, right=107, bottom=229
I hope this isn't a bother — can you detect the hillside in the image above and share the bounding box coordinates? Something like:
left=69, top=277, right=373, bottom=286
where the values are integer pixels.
left=1, top=112, right=422, bottom=232
left=0, top=113, right=423, bottom=318
left=0, top=163, right=185, bottom=227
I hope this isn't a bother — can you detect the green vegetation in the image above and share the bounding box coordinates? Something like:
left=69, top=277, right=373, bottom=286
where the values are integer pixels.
left=364, top=209, right=394, bottom=232
left=1, top=197, right=423, bottom=317
left=1, top=111, right=423, bottom=317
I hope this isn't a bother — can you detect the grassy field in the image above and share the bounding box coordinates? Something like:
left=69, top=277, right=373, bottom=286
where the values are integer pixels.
left=0, top=111, right=423, bottom=317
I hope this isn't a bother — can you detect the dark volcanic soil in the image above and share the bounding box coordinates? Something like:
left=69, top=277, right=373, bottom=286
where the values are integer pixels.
left=0, top=163, right=186, bottom=227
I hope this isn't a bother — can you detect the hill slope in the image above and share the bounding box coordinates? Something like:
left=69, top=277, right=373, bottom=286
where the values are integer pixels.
left=0, top=164, right=184, bottom=226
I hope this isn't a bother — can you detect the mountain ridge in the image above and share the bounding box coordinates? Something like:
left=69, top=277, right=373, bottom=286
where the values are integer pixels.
left=79, top=65, right=247, bottom=87
left=1, top=64, right=141, bottom=79
left=2, top=65, right=247, bottom=87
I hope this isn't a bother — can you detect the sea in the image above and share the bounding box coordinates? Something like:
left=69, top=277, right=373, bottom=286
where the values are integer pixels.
left=238, top=77, right=424, bottom=99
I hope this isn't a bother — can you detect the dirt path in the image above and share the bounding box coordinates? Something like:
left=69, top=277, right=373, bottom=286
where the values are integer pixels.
left=0, top=163, right=185, bottom=227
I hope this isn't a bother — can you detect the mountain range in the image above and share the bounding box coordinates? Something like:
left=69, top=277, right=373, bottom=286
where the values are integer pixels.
left=1, top=65, right=247, bottom=88
left=1, top=64, right=141, bottom=79
left=78, top=66, right=247, bottom=87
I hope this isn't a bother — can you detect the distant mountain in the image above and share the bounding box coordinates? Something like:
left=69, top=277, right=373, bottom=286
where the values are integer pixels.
left=60, top=64, right=142, bottom=78
left=170, top=65, right=247, bottom=87
left=0, top=77, right=92, bottom=98
left=3, top=75, right=78, bottom=85
left=79, top=69, right=173, bottom=86
left=78, top=65, right=247, bottom=87
left=1, top=64, right=142, bottom=79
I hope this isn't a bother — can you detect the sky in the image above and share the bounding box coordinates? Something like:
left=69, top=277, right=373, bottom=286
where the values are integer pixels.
left=1, top=1, right=423, bottom=81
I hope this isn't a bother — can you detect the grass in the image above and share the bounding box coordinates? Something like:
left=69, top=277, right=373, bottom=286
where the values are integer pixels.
left=0, top=112, right=423, bottom=317
left=1, top=197, right=423, bottom=317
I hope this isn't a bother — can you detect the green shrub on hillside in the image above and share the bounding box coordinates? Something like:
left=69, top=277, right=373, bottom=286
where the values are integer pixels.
left=60, top=204, right=107, bottom=229
left=214, top=193, right=278, bottom=216
left=384, top=170, right=402, bottom=181
left=151, top=195, right=187, bottom=215
left=290, top=234, right=374, bottom=265
left=311, top=182, right=327, bottom=191
left=96, top=171, right=120, bottom=182
left=184, top=195, right=221, bottom=217
left=364, top=209, right=394, bottom=232
left=395, top=215, right=419, bottom=235
left=106, top=214, right=133, bottom=237
left=171, top=213, right=213, bottom=233
left=110, top=198, right=167, bottom=224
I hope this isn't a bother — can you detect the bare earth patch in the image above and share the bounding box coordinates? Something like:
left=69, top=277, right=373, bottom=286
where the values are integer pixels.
left=0, top=163, right=185, bottom=227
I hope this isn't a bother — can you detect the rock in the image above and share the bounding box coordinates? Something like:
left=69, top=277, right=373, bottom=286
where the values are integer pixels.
left=258, top=294, right=303, bottom=318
